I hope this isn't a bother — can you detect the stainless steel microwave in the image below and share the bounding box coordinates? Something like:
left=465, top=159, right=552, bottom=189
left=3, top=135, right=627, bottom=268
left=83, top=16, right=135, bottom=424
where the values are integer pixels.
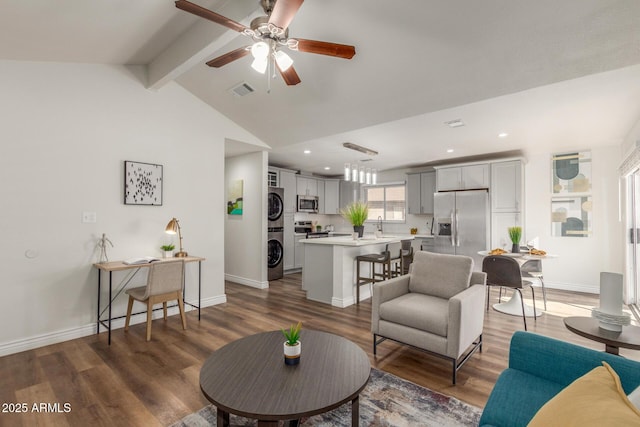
left=297, top=195, right=319, bottom=213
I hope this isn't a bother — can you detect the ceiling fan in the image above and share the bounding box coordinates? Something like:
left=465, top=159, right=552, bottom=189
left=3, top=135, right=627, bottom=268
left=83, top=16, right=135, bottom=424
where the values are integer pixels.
left=175, top=0, right=356, bottom=86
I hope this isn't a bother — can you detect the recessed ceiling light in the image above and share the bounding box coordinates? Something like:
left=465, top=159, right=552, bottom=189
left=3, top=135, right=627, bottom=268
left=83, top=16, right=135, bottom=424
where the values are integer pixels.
left=447, top=149, right=454, bottom=153
left=444, top=119, right=465, bottom=128
left=303, top=149, right=311, bottom=154
left=324, top=166, right=330, bottom=170
left=498, top=132, right=509, bottom=138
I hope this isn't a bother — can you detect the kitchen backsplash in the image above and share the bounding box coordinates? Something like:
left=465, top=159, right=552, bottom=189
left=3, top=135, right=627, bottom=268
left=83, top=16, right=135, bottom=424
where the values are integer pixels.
left=293, top=212, right=434, bottom=235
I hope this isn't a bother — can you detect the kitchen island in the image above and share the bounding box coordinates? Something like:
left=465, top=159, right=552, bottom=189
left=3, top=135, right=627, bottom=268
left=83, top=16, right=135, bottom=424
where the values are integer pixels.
left=301, top=235, right=413, bottom=307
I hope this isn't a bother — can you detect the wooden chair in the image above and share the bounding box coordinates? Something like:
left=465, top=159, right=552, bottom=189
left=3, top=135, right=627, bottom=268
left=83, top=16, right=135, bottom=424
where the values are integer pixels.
left=124, top=260, right=187, bottom=341
left=398, top=239, right=414, bottom=275
left=355, top=242, right=402, bottom=304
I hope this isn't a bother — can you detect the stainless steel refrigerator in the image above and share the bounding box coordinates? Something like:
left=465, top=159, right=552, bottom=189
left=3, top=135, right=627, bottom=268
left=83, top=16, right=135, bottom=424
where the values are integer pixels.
left=433, top=190, right=490, bottom=269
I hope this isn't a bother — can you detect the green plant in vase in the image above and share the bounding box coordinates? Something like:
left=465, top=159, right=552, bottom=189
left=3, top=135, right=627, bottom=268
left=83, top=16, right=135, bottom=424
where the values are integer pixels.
left=341, top=201, right=369, bottom=237
left=282, top=321, right=302, bottom=365
left=160, top=244, right=175, bottom=258
left=508, top=226, right=522, bottom=253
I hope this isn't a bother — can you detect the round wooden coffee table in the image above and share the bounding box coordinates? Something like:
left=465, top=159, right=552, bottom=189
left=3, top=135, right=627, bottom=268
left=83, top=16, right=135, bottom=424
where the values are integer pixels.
left=200, top=330, right=371, bottom=426
left=564, top=316, right=640, bottom=355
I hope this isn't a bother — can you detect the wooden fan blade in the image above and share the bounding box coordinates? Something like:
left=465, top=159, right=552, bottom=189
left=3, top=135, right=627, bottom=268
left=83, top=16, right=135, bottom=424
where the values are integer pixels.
left=205, top=47, right=250, bottom=68
left=277, top=64, right=301, bottom=86
left=175, top=0, right=247, bottom=33
left=294, top=39, right=356, bottom=59
left=268, top=0, right=304, bottom=30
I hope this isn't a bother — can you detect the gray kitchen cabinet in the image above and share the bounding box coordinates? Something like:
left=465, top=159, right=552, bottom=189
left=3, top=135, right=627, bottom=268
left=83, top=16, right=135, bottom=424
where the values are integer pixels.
left=283, top=213, right=295, bottom=270
left=317, top=180, right=325, bottom=213
left=280, top=170, right=297, bottom=213
left=436, top=164, right=489, bottom=191
left=267, top=168, right=279, bottom=187
left=491, top=160, right=523, bottom=212
left=296, top=176, right=318, bottom=196
left=294, top=235, right=306, bottom=269
left=419, top=237, right=435, bottom=252
left=324, top=179, right=340, bottom=214
left=489, top=159, right=525, bottom=249
left=407, top=173, right=421, bottom=215
left=420, top=172, right=436, bottom=214
left=406, top=172, right=435, bottom=214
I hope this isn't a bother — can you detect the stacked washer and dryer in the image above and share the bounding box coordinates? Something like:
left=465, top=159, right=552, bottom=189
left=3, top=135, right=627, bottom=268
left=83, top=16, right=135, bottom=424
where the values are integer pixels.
left=267, top=187, right=284, bottom=281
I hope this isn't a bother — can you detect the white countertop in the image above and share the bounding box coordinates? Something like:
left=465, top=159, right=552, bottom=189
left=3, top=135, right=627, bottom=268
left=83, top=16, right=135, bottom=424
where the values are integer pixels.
left=301, top=234, right=414, bottom=246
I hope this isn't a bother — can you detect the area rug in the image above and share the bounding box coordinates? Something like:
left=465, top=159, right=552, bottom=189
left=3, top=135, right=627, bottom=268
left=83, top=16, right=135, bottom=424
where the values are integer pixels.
left=171, top=368, right=481, bottom=427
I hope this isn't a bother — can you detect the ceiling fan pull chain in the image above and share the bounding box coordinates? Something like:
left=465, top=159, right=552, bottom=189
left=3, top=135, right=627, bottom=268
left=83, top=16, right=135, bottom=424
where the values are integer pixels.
left=267, top=54, right=272, bottom=94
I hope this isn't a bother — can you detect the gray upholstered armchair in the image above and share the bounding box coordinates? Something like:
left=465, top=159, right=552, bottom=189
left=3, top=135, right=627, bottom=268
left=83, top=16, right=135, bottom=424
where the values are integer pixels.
left=371, top=251, right=487, bottom=384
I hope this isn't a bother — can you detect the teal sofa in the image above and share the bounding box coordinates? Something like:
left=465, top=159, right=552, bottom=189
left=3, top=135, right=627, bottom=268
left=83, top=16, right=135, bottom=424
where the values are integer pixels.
left=479, top=331, right=640, bottom=427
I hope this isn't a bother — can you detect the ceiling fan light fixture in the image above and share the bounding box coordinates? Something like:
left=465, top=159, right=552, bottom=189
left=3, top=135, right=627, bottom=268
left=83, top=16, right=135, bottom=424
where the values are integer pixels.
left=251, top=41, right=270, bottom=59
left=251, top=57, right=268, bottom=74
left=275, top=50, right=294, bottom=71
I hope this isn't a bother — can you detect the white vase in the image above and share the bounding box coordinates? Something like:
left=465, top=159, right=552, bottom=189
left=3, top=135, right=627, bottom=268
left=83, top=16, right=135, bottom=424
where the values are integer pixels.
left=163, top=251, right=173, bottom=258
left=284, top=341, right=301, bottom=365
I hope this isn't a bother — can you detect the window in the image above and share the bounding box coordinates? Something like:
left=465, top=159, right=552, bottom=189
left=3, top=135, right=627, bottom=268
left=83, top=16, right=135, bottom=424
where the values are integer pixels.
left=364, top=183, right=406, bottom=222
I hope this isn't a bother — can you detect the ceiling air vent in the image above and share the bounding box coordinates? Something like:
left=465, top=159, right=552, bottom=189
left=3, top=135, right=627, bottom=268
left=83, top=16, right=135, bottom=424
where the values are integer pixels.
left=445, top=119, right=465, bottom=128
left=230, top=82, right=255, bottom=97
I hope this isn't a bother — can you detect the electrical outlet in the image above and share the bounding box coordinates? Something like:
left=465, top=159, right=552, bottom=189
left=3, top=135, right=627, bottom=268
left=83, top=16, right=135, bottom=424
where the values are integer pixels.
left=82, top=211, right=97, bottom=223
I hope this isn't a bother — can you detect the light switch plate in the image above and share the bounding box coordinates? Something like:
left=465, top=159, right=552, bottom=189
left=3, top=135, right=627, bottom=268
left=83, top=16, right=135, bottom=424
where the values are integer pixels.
left=82, top=211, right=97, bottom=223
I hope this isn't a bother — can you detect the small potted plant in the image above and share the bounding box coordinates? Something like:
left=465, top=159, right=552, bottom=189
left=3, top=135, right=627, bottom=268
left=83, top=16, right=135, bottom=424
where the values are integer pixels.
left=281, top=321, right=302, bottom=365
left=341, top=201, right=369, bottom=238
left=160, top=244, right=175, bottom=258
left=508, top=226, right=522, bottom=253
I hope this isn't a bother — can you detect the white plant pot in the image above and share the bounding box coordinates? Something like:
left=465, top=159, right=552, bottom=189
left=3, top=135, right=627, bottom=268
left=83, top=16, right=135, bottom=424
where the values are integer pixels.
left=163, top=251, right=173, bottom=258
left=284, top=341, right=301, bottom=365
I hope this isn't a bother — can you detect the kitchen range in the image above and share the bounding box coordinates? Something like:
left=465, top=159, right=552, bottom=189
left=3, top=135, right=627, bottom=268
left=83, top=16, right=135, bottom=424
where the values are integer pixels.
left=295, top=221, right=329, bottom=238
left=295, top=221, right=351, bottom=239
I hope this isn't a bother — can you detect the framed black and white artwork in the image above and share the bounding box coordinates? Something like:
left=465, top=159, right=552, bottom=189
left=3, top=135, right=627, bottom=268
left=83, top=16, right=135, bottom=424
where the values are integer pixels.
left=124, top=161, right=163, bottom=205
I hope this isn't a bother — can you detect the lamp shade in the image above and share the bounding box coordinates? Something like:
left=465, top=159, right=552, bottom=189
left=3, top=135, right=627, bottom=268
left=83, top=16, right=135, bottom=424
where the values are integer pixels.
left=165, top=217, right=187, bottom=257
left=275, top=50, right=293, bottom=71
left=165, top=218, right=178, bottom=234
left=251, top=57, right=268, bottom=74
left=251, top=41, right=270, bottom=59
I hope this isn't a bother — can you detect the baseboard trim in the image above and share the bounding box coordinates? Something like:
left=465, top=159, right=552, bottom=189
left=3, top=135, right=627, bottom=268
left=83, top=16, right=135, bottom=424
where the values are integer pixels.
left=545, top=281, right=598, bottom=294
left=225, top=274, right=268, bottom=289
left=0, top=294, right=227, bottom=357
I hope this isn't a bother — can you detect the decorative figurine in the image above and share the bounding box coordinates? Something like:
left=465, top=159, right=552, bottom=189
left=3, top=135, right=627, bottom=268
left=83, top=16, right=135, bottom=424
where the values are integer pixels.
left=97, top=233, right=114, bottom=263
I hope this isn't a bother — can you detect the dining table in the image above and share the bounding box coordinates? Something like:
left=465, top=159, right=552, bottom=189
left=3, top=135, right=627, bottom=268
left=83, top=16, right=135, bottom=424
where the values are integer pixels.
left=478, top=250, right=557, bottom=317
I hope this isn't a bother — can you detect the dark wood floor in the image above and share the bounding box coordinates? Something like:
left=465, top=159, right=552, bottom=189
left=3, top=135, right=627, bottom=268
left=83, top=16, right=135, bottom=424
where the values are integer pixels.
left=1, top=273, right=637, bottom=427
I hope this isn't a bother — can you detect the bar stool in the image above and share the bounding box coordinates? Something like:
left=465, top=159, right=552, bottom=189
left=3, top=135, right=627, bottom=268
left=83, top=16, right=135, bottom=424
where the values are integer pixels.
left=355, top=242, right=402, bottom=304
left=399, top=239, right=414, bottom=275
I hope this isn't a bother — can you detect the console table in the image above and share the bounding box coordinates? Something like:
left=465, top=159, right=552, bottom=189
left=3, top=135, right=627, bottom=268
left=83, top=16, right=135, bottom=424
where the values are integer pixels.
left=93, top=256, right=204, bottom=344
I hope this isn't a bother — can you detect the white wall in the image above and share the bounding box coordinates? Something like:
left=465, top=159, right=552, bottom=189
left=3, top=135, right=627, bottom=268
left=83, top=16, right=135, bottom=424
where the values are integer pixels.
left=524, top=146, right=623, bottom=293
left=377, top=153, right=623, bottom=293
left=0, top=60, right=264, bottom=355
left=225, top=151, right=269, bottom=288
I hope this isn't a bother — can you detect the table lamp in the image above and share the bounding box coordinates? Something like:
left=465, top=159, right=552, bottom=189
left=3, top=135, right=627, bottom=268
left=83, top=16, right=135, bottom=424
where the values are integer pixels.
left=165, top=217, right=188, bottom=257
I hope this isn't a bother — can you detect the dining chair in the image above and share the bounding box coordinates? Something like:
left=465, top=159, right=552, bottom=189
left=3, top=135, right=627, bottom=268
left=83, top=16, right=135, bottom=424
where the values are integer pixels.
left=482, top=255, right=536, bottom=331
left=124, top=259, right=187, bottom=341
left=520, top=258, right=547, bottom=310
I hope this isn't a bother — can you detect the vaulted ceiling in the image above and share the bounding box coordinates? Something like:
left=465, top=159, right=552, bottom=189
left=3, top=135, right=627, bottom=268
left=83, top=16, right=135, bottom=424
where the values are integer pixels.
left=2, top=0, right=640, bottom=175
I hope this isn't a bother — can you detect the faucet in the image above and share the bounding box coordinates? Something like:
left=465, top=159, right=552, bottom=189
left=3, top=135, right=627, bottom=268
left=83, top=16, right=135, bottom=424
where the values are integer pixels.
left=377, top=216, right=383, bottom=233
